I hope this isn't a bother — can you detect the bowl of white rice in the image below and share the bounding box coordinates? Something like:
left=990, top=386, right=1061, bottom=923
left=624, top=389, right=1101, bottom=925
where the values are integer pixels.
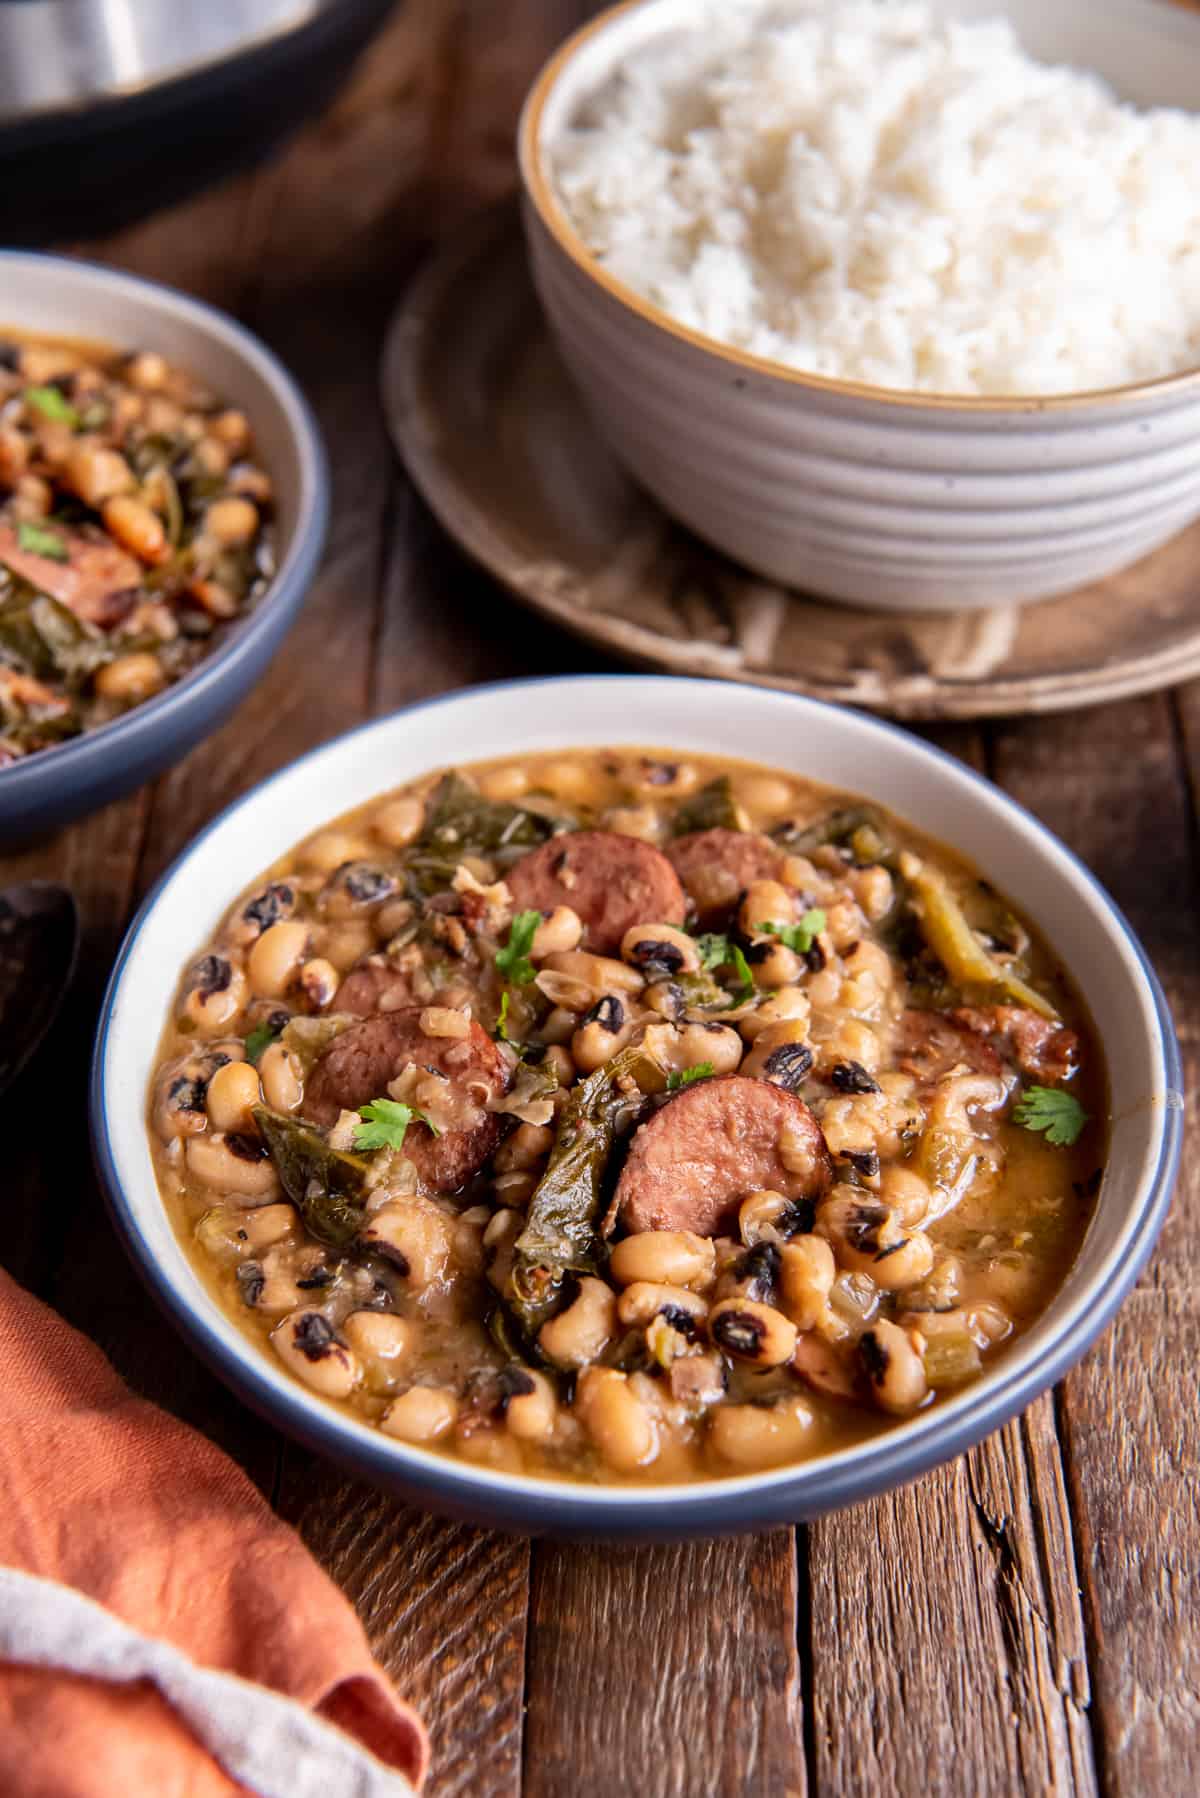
left=518, top=0, right=1200, bottom=612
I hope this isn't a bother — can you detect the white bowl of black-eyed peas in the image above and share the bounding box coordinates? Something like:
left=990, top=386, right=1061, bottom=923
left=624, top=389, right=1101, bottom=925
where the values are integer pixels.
left=92, top=675, right=1180, bottom=1536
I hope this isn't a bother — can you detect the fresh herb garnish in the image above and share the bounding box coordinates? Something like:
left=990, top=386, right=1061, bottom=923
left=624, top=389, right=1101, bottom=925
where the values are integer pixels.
left=15, top=519, right=69, bottom=562
left=666, top=1062, right=715, bottom=1092
left=763, top=909, right=826, bottom=955
left=692, top=932, right=755, bottom=1006
left=496, top=989, right=513, bottom=1042
left=353, top=1097, right=440, bottom=1153
left=243, top=1021, right=281, bottom=1066
left=495, top=909, right=541, bottom=986
left=24, top=385, right=80, bottom=427
left=1013, top=1086, right=1088, bottom=1148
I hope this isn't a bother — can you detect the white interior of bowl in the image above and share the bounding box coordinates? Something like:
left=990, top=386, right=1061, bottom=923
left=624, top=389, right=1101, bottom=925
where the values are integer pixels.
left=98, top=677, right=1177, bottom=1508
left=0, top=255, right=308, bottom=557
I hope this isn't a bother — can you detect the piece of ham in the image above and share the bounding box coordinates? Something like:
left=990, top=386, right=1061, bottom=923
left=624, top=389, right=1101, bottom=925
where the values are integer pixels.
left=0, top=525, right=141, bottom=628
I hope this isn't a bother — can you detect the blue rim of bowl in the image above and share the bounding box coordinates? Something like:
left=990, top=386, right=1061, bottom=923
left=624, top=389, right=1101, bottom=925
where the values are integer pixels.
left=0, top=250, right=329, bottom=806
left=90, top=675, right=1183, bottom=1536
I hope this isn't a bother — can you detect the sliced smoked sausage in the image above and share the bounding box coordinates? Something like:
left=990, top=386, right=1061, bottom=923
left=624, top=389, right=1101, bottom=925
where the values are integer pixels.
left=333, top=958, right=424, bottom=1017
left=507, top=829, right=685, bottom=955
left=613, top=1074, right=832, bottom=1237
left=303, top=1007, right=510, bottom=1190
left=894, top=1008, right=1003, bottom=1085
left=950, top=1006, right=1080, bottom=1085
left=666, top=828, right=783, bottom=926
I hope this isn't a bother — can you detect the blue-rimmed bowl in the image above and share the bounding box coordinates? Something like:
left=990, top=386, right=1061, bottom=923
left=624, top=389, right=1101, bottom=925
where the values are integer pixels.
left=91, top=676, right=1181, bottom=1538
left=0, top=252, right=328, bottom=841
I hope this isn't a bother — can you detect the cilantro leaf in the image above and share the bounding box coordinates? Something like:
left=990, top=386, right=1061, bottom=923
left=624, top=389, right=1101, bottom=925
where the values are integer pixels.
left=495, top=909, right=541, bottom=986
left=667, top=1062, right=715, bottom=1092
left=244, top=1021, right=281, bottom=1066
left=353, top=1097, right=440, bottom=1154
left=1013, top=1085, right=1089, bottom=1148
left=691, top=932, right=755, bottom=1007
left=763, top=909, right=826, bottom=955
left=15, top=520, right=69, bottom=562
left=24, top=385, right=80, bottom=428
left=695, top=932, right=733, bottom=972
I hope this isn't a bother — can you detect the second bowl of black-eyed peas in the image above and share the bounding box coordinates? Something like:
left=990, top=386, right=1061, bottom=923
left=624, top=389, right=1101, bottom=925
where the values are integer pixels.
left=92, top=676, right=1181, bottom=1537
left=0, top=251, right=327, bottom=840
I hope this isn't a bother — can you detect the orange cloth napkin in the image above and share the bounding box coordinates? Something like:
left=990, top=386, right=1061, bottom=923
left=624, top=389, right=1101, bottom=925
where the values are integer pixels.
left=0, top=1266, right=428, bottom=1797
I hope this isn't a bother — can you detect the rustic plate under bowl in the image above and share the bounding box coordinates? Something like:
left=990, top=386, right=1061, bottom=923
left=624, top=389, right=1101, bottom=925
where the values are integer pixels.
left=381, top=213, right=1200, bottom=722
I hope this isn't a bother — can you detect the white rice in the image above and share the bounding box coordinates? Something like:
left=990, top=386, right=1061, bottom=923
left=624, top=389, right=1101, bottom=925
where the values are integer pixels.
left=547, top=0, right=1200, bottom=396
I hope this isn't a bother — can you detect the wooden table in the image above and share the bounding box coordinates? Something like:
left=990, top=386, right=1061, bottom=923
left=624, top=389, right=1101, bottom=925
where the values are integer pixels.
left=4, top=6, right=1197, bottom=1793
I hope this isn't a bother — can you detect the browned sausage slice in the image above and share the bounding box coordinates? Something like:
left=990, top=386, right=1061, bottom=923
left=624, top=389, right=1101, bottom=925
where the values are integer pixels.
left=613, top=1074, right=832, bottom=1237
left=303, top=1008, right=510, bottom=1190
left=666, top=828, right=783, bottom=926
left=507, top=830, right=685, bottom=954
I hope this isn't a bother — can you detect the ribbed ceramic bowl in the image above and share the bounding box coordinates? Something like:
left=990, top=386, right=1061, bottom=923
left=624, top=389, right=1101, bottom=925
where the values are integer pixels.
left=518, top=0, right=1200, bottom=613
left=0, top=253, right=328, bottom=841
left=92, top=676, right=1182, bottom=1538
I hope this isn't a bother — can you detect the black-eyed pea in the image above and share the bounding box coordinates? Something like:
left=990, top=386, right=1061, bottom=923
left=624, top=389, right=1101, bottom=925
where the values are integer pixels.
left=538, top=1005, right=578, bottom=1045
left=492, top=1169, right=537, bottom=1208
left=709, top=1298, right=797, bottom=1367
left=319, top=922, right=375, bottom=973
left=300, top=829, right=371, bottom=874
left=494, top=1122, right=555, bottom=1173
left=779, top=1235, right=837, bottom=1331
left=642, top=1020, right=742, bottom=1078
left=185, top=1131, right=280, bottom=1202
left=615, top=1281, right=707, bottom=1330
left=209, top=409, right=252, bottom=453
left=258, top=1041, right=303, bottom=1113
left=859, top=1318, right=929, bottom=1415
left=738, top=1189, right=807, bottom=1248
left=484, top=1208, right=523, bottom=1293
left=739, top=986, right=811, bottom=1044
left=236, top=1250, right=306, bottom=1314
left=381, top=1386, right=459, bottom=1442
left=64, top=438, right=134, bottom=506
left=738, top=879, right=796, bottom=938
left=541, top=1043, right=576, bottom=1085
left=477, top=765, right=529, bottom=802
left=609, top=1229, right=716, bottom=1291
left=575, top=1366, right=658, bottom=1471
left=370, top=797, right=425, bottom=851
left=846, top=865, right=895, bottom=923
left=708, top=1395, right=819, bottom=1469
left=101, top=494, right=167, bottom=563
left=420, top=1005, right=472, bottom=1040
left=531, top=906, right=584, bottom=959
left=182, top=954, right=247, bottom=1032
left=341, top=1311, right=413, bottom=1393
left=878, top=1164, right=933, bottom=1227
left=806, top=966, right=843, bottom=1007
left=842, top=938, right=894, bottom=988
left=602, top=804, right=660, bottom=841
left=205, top=1059, right=261, bottom=1134
left=247, top=920, right=309, bottom=998
left=740, top=1018, right=814, bottom=1086
left=298, top=957, right=339, bottom=1009
left=571, top=995, right=637, bottom=1074
left=95, top=652, right=166, bottom=704
left=542, top=950, right=645, bottom=998
left=869, top=1231, right=935, bottom=1292
left=204, top=496, right=259, bottom=546
left=195, top=1200, right=295, bottom=1263
left=359, top=1200, right=451, bottom=1289
left=815, top=1190, right=933, bottom=1290
left=746, top=940, right=802, bottom=989
left=126, top=349, right=169, bottom=390
left=824, top=896, right=867, bottom=951
left=816, top=1020, right=882, bottom=1075
left=270, top=1309, right=359, bottom=1398
left=734, top=773, right=794, bottom=817
left=503, top=1369, right=558, bottom=1443
left=620, top=921, right=700, bottom=978
left=537, top=1276, right=616, bottom=1368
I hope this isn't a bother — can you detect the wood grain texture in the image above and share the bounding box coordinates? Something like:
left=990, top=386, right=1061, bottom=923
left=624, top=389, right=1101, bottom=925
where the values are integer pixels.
left=809, top=1404, right=1095, bottom=1798
left=992, top=694, right=1200, bottom=1795
left=525, top=1531, right=804, bottom=1798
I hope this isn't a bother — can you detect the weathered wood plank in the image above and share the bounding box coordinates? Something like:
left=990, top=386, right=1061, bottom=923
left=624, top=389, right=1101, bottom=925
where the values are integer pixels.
left=525, top=1531, right=804, bottom=1798
left=808, top=1402, right=1095, bottom=1798
left=992, top=691, right=1200, bottom=1795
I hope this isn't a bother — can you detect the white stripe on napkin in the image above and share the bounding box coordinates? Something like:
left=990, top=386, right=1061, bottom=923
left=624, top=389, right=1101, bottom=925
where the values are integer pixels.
left=0, top=1567, right=415, bottom=1798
